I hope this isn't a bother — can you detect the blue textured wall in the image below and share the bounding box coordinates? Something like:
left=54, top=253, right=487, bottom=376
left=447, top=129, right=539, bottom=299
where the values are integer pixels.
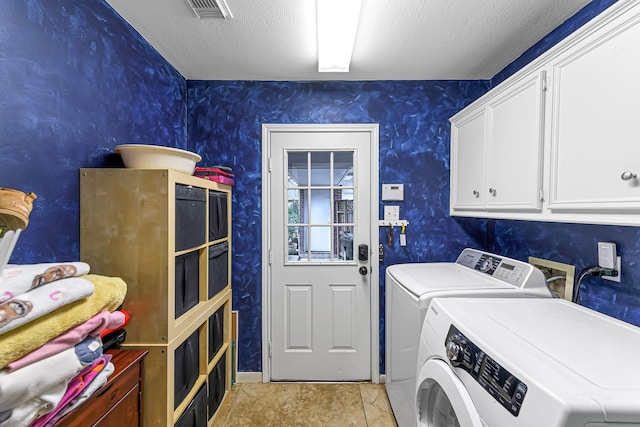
left=483, top=220, right=640, bottom=325
left=1, top=0, right=186, bottom=262
left=187, top=81, right=491, bottom=371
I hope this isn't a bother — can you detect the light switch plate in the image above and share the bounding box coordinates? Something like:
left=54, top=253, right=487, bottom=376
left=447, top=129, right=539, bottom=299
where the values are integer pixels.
left=384, top=206, right=400, bottom=221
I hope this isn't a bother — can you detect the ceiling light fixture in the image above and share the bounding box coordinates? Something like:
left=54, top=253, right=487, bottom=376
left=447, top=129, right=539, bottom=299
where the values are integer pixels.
left=316, top=0, right=362, bottom=73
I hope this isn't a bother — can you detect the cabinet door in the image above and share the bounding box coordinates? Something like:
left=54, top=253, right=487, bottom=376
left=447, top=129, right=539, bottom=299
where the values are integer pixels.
left=549, top=5, right=640, bottom=212
left=485, top=71, right=545, bottom=211
left=450, top=107, right=486, bottom=210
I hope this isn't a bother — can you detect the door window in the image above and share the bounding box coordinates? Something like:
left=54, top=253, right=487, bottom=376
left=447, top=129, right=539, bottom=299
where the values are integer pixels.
left=286, top=150, right=355, bottom=263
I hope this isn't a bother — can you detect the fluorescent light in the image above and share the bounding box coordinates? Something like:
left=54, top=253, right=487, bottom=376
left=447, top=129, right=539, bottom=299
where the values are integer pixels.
left=317, top=0, right=362, bottom=73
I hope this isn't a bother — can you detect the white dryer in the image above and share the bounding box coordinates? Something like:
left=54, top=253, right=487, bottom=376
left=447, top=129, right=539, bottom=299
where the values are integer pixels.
left=417, top=297, right=640, bottom=426
left=385, top=248, right=552, bottom=427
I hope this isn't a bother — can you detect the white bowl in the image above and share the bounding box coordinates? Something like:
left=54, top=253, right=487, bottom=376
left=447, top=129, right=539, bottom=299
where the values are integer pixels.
left=115, top=144, right=202, bottom=175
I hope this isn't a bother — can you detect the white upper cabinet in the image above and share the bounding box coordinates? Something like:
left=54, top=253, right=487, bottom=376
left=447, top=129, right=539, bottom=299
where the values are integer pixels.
left=449, top=0, right=640, bottom=226
left=549, top=3, right=640, bottom=213
left=450, top=107, right=486, bottom=210
left=485, top=71, right=545, bottom=211
left=450, top=70, right=545, bottom=213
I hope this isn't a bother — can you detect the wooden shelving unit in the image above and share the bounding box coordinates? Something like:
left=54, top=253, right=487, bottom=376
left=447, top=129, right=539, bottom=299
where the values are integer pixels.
left=80, top=168, right=232, bottom=426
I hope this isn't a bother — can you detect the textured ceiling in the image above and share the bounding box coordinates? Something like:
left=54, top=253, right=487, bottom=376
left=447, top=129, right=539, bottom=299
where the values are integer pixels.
left=105, top=0, right=592, bottom=81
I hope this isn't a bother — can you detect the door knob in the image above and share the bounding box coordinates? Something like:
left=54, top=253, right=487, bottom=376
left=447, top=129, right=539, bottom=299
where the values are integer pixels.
left=359, top=266, right=368, bottom=276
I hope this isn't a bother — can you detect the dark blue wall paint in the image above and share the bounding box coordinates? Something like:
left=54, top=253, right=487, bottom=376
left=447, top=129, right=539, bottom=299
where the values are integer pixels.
left=186, top=80, right=490, bottom=371
left=1, top=0, right=186, bottom=262
left=2, top=0, right=637, bottom=376
left=482, top=219, right=640, bottom=326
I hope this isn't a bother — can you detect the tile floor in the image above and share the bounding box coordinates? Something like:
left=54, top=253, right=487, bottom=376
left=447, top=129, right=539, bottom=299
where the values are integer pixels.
left=213, top=382, right=398, bottom=426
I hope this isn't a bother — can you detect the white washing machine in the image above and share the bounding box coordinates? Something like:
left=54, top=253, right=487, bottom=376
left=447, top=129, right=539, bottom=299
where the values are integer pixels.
left=385, top=248, right=553, bottom=427
left=417, top=297, right=640, bottom=426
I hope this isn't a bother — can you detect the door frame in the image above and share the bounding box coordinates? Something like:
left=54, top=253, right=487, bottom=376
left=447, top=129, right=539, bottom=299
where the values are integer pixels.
left=261, top=123, right=380, bottom=383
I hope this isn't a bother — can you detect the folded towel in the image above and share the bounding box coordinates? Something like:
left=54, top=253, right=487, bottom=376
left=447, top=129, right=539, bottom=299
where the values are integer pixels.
left=0, top=275, right=126, bottom=369
left=0, top=382, right=66, bottom=427
left=0, top=337, right=101, bottom=412
left=31, top=354, right=112, bottom=427
left=57, top=361, right=115, bottom=420
left=6, top=311, right=124, bottom=372
left=0, top=277, right=94, bottom=335
left=0, top=263, right=90, bottom=303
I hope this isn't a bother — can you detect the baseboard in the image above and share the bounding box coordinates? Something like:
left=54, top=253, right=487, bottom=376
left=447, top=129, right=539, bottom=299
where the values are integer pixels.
left=236, top=372, right=386, bottom=384
left=236, top=372, right=263, bottom=383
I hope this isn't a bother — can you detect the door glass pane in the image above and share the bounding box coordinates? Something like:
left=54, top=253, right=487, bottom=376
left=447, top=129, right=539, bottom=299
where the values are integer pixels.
left=288, top=226, right=306, bottom=261
left=309, top=226, right=331, bottom=261
left=336, top=226, right=354, bottom=260
left=334, top=199, right=353, bottom=225
left=333, top=152, right=354, bottom=187
left=285, top=150, right=356, bottom=263
left=310, top=152, right=331, bottom=186
left=288, top=189, right=305, bottom=224
left=288, top=152, right=308, bottom=187
left=309, top=189, right=331, bottom=224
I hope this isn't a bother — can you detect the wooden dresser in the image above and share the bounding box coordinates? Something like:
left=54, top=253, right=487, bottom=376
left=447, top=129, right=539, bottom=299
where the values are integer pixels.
left=56, top=350, right=147, bottom=427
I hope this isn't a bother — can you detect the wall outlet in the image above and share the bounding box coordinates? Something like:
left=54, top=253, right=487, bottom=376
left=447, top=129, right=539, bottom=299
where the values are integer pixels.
left=384, top=206, right=400, bottom=221
left=603, top=256, right=621, bottom=282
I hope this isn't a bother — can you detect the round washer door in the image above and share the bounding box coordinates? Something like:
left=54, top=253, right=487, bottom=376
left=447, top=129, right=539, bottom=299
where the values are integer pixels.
left=416, top=358, right=483, bottom=427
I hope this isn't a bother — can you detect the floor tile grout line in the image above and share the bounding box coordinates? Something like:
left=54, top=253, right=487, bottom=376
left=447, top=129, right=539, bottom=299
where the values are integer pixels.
left=358, top=384, right=371, bottom=426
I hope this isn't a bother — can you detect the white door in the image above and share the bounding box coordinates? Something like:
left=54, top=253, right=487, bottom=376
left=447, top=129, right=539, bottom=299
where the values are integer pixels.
left=262, top=124, right=379, bottom=381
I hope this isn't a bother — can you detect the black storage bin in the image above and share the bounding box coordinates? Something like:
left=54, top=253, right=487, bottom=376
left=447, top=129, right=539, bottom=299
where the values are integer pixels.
left=208, top=305, right=225, bottom=362
left=175, top=384, right=207, bottom=427
left=175, top=184, right=206, bottom=252
left=208, top=242, right=229, bottom=299
left=208, top=354, right=226, bottom=420
left=174, top=330, right=200, bottom=409
left=209, top=190, right=228, bottom=242
left=175, top=250, right=200, bottom=318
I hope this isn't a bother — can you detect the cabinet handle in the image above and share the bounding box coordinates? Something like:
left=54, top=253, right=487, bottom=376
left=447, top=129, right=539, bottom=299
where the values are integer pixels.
left=489, top=188, right=497, bottom=196
left=621, top=171, right=637, bottom=181
left=472, top=190, right=479, bottom=197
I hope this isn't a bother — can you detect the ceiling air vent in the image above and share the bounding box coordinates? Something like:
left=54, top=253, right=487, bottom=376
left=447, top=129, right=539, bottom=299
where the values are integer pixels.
left=185, top=0, right=233, bottom=19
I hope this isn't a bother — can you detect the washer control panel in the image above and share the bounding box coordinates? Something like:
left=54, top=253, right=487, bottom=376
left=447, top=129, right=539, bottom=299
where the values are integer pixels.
left=445, top=325, right=527, bottom=417
left=455, top=248, right=533, bottom=288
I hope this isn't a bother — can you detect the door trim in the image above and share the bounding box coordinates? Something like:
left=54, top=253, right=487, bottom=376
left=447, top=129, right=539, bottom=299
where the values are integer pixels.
left=261, top=123, right=380, bottom=383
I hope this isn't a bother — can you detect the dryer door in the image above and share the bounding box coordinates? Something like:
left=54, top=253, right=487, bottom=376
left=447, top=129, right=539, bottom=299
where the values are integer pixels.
left=416, top=359, right=484, bottom=427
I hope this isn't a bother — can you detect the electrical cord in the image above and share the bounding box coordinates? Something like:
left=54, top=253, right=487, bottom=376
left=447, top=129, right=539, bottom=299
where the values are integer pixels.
left=573, top=266, right=618, bottom=304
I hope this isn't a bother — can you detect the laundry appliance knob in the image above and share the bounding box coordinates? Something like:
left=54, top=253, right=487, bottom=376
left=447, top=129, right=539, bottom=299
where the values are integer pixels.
left=446, top=340, right=464, bottom=366
left=446, top=338, right=474, bottom=368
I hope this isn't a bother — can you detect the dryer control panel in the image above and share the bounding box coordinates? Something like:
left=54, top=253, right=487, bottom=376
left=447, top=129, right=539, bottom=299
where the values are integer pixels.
left=455, top=248, right=539, bottom=289
left=446, top=325, right=528, bottom=417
